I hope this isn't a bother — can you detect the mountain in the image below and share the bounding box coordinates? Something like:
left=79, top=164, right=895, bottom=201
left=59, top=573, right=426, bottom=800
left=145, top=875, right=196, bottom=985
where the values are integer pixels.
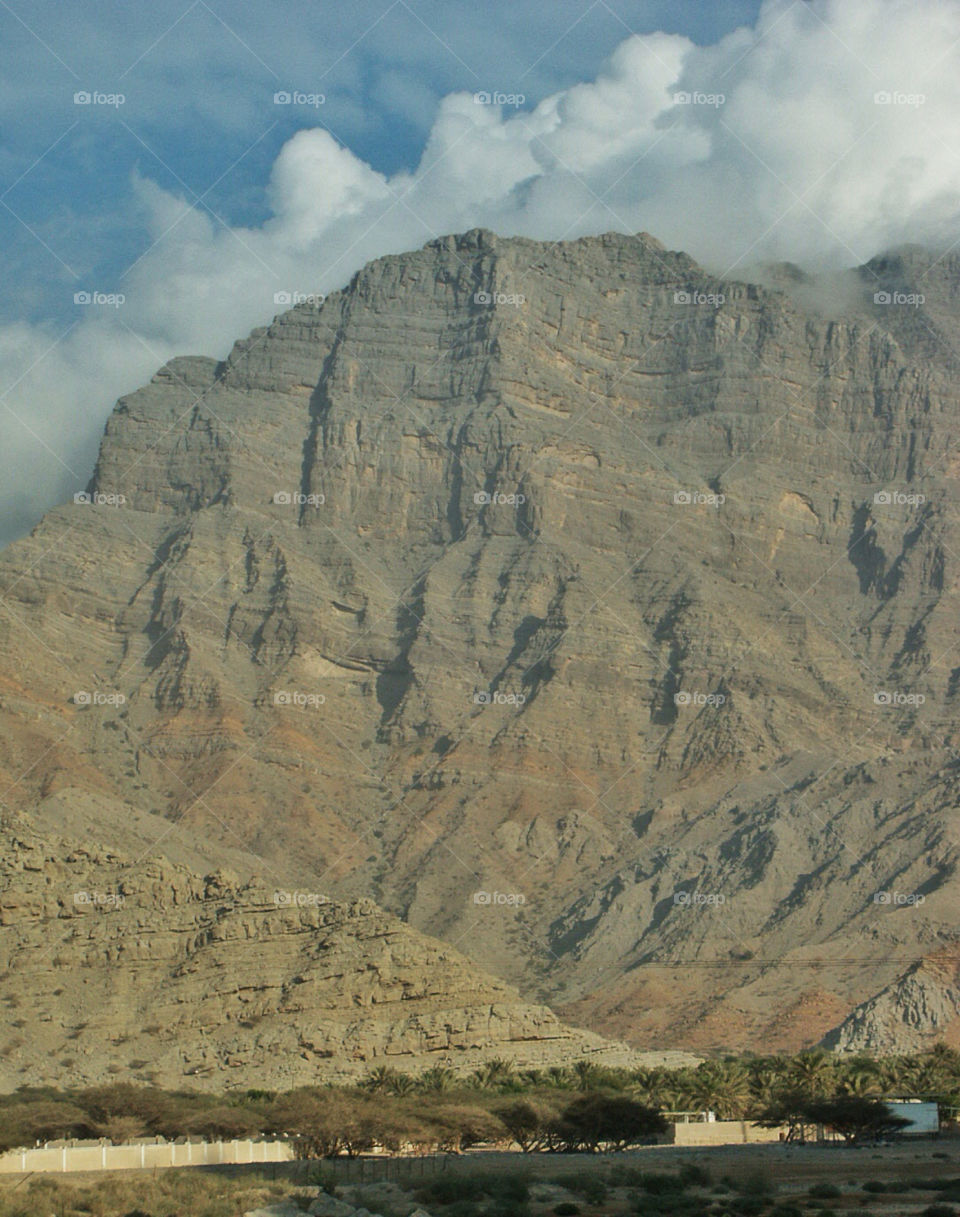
left=2, top=227, right=960, bottom=1065
left=0, top=811, right=660, bottom=1090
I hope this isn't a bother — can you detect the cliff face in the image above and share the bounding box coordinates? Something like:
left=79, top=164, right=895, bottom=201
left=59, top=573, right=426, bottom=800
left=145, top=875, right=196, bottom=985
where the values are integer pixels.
left=3, top=228, right=960, bottom=1059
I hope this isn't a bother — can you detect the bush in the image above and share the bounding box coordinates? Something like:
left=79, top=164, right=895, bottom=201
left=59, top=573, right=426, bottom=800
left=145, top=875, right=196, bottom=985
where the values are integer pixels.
left=736, top=1171, right=773, bottom=1198
left=809, top=1184, right=842, bottom=1199
left=548, top=1173, right=607, bottom=1203
left=554, top=1206, right=581, bottom=1216
left=608, top=1164, right=647, bottom=1187
left=415, top=1175, right=483, bottom=1206
left=641, top=1172, right=687, bottom=1194
left=769, top=1208, right=803, bottom=1217
left=680, top=1164, right=713, bottom=1186
left=729, top=1198, right=767, bottom=1216
left=923, top=1207, right=957, bottom=1217
left=631, top=1196, right=702, bottom=1217
left=415, top=1171, right=529, bottom=1210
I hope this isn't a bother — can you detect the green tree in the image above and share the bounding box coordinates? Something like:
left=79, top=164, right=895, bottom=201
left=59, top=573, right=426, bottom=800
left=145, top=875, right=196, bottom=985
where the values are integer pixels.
left=496, top=1098, right=560, bottom=1152
left=804, top=1096, right=910, bottom=1144
left=550, top=1093, right=666, bottom=1152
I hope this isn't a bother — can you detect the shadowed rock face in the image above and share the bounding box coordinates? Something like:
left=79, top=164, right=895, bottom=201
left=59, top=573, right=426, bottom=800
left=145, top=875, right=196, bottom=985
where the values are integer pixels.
left=2, top=227, right=960, bottom=1063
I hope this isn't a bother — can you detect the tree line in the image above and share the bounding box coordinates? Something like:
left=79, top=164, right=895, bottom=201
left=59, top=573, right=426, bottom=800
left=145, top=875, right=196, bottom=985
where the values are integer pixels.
left=2, top=1045, right=956, bottom=1155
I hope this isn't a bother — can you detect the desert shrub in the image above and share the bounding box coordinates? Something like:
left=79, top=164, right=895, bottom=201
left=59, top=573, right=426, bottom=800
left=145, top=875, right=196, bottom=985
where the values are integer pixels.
left=442, top=1204, right=483, bottom=1217
left=736, top=1170, right=773, bottom=1197
left=680, top=1164, right=713, bottom=1186
left=862, top=1182, right=887, bottom=1194
left=415, top=1171, right=528, bottom=1209
left=769, top=1208, right=803, bottom=1217
left=608, top=1164, right=647, bottom=1187
left=548, top=1173, right=608, bottom=1203
left=640, top=1171, right=687, bottom=1194
left=554, top=1205, right=581, bottom=1217
left=809, top=1184, right=842, bottom=1199
left=729, top=1197, right=767, bottom=1216
left=923, top=1206, right=957, bottom=1217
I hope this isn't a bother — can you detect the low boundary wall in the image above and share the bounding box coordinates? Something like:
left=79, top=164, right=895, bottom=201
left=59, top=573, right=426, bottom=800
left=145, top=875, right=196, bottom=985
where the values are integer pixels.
left=0, top=1138, right=294, bottom=1174
left=669, top=1120, right=787, bottom=1146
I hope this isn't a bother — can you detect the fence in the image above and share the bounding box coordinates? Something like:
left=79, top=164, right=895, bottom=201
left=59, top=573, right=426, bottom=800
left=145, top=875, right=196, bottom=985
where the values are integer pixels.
left=0, top=1138, right=294, bottom=1175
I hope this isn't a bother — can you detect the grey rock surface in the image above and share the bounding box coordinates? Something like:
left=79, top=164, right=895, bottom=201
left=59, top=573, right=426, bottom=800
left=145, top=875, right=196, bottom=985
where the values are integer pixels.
left=2, top=229, right=960, bottom=1057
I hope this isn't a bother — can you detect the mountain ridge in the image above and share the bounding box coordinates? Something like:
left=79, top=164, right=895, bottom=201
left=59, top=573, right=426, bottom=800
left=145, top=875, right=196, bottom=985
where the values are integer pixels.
left=2, top=226, right=960, bottom=1068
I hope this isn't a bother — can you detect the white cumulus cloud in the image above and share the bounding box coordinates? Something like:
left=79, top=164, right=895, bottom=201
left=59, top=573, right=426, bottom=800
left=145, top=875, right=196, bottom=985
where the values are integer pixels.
left=3, top=0, right=960, bottom=545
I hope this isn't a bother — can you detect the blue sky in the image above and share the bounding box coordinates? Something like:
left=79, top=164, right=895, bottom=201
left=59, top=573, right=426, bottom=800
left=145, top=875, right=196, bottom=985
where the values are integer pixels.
left=0, top=0, right=762, bottom=330
left=2, top=0, right=958, bottom=546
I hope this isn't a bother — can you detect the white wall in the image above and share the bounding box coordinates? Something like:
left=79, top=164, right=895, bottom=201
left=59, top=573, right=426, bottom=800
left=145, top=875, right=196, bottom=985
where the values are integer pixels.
left=0, top=1138, right=294, bottom=1175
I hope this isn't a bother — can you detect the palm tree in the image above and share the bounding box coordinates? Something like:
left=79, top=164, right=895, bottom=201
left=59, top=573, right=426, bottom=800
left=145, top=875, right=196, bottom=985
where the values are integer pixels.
left=543, top=1066, right=573, bottom=1089
left=386, top=1072, right=417, bottom=1096
left=471, top=1058, right=515, bottom=1090
left=750, top=1066, right=788, bottom=1109
left=572, top=1060, right=604, bottom=1091
left=788, top=1050, right=837, bottom=1099
left=358, top=1065, right=400, bottom=1094
left=688, top=1060, right=752, bottom=1119
left=417, top=1066, right=457, bottom=1093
